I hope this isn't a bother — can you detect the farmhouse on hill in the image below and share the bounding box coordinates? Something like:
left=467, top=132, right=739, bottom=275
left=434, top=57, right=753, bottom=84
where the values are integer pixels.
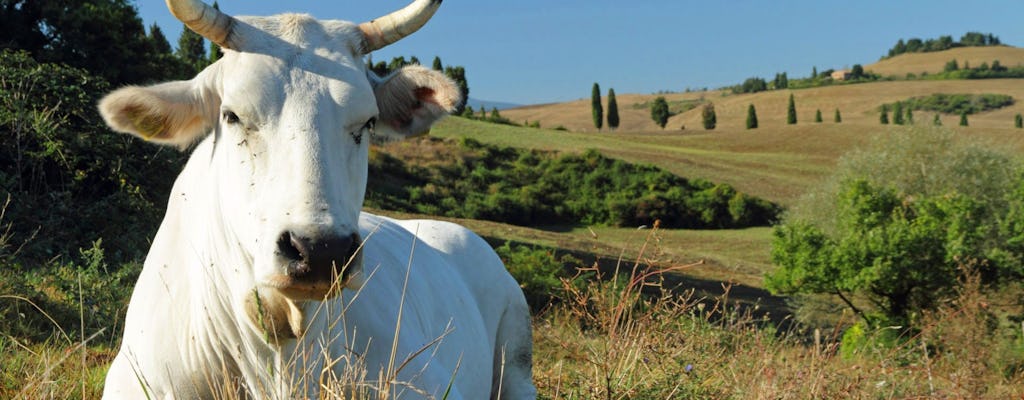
left=831, top=69, right=852, bottom=80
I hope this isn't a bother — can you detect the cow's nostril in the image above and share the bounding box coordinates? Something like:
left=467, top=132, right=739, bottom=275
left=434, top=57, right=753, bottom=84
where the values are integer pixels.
left=277, top=231, right=361, bottom=282
left=277, top=231, right=303, bottom=262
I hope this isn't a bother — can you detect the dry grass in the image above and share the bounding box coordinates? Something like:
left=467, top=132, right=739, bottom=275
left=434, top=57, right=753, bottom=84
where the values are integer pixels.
left=865, top=46, right=1024, bottom=77
left=533, top=226, right=1024, bottom=399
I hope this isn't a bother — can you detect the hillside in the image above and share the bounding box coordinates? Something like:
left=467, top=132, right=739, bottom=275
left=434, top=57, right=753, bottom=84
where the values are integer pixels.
left=503, top=47, right=1024, bottom=133
left=866, top=45, right=1024, bottom=77
left=467, top=80, right=1024, bottom=207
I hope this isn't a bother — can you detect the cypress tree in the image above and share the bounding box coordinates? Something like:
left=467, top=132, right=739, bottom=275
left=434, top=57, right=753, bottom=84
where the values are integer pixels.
left=650, top=97, right=670, bottom=129
left=786, top=94, right=797, bottom=124
left=176, top=24, right=207, bottom=73
left=207, top=2, right=223, bottom=64
left=814, top=109, right=823, bottom=123
left=959, top=112, right=969, bottom=126
left=906, top=107, right=914, bottom=124
left=834, top=108, right=842, bottom=123
left=432, top=56, right=443, bottom=71
left=1016, top=113, right=1023, bottom=128
left=591, top=83, right=603, bottom=131
left=702, top=103, right=717, bottom=130
left=606, top=88, right=620, bottom=131
left=880, top=106, right=890, bottom=124
left=149, top=24, right=172, bottom=54
left=933, top=114, right=942, bottom=126
left=746, top=104, right=758, bottom=129
left=892, top=102, right=905, bottom=125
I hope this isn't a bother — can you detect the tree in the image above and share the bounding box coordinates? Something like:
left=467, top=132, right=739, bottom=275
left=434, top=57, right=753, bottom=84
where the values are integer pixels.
left=432, top=56, right=443, bottom=71
left=702, top=103, right=717, bottom=130
left=149, top=23, right=172, bottom=55
left=906, top=107, right=914, bottom=125
left=0, top=0, right=181, bottom=85
left=1016, top=113, right=1023, bottom=128
left=812, top=66, right=818, bottom=79
left=591, top=83, right=603, bottom=131
left=786, top=94, right=797, bottom=125
left=177, top=24, right=207, bottom=73
left=746, top=104, right=758, bottom=129
left=650, top=97, right=670, bottom=129
left=850, top=64, right=864, bottom=80
left=814, top=109, right=823, bottom=123
left=207, top=1, right=223, bottom=64
left=880, top=106, right=890, bottom=124
left=944, top=59, right=959, bottom=72
left=933, top=114, right=942, bottom=126
left=766, top=130, right=1023, bottom=326
left=443, top=65, right=469, bottom=115
left=834, top=108, right=842, bottom=123
left=960, top=112, right=969, bottom=126
left=606, top=89, right=620, bottom=131
left=892, top=102, right=905, bottom=125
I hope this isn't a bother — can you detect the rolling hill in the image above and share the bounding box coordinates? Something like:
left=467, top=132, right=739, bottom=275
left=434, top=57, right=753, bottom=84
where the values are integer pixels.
left=501, top=46, right=1024, bottom=134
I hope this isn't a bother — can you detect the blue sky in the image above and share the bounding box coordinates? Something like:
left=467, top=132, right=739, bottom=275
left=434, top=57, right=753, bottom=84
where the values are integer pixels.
left=138, top=0, right=1024, bottom=105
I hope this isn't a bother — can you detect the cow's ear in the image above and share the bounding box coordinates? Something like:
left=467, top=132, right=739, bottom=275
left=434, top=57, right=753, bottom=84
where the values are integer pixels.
left=99, top=79, right=217, bottom=148
left=371, top=65, right=461, bottom=139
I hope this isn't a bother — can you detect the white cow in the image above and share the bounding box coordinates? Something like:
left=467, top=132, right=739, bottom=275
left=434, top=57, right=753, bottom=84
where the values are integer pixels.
left=97, top=0, right=536, bottom=398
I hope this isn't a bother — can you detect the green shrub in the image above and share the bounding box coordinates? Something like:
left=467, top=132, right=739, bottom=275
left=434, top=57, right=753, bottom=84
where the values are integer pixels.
left=0, top=240, right=139, bottom=343
left=494, top=242, right=582, bottom=310
left=883, top=93, right=1014, bottom=116
left=368, top=139, right=780, bottom=229
left=768, top=128, right=1023, bottom=326
left=0, top=50, right=185, bottom=265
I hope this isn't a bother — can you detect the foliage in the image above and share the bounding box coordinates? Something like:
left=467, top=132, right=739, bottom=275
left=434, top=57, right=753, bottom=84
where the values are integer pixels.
left=0, top=50, right=186, bottom=264
left=176, top=23, right=207, bottom=73
left=746, top=104, right=758, bottom=129
left=960, top=111, right=969, bottom=126
left=892, top=102, right=905, bottom=125
left=701, top=103, right=716, bottom=130
left=366, top=137, right=779, bottom=229
left=650, top=96, right=670, bottom=129
left=786, top=94, right=797, bottom=125
left=880, top=105, right=889, bottom=124
left=1016, top=113, right=1023, bottom=128
left=883, top=93, right=1014, bottom=116
left=767, top=128, right=1023, bottom=325
left=814, top=109, right=822, bottom=123
left=834, top=108, right=841, bottom=123
left=732, top=77, right=768, bottom=94
left=591, top=83, right=603, bottom=131
left=494, top=242, right=581, bottom=311
left=885, top=32, right=1000, bottom=59
left=606, top=88, right=619, bottom=131
left=0, top=241, right=138, bottom=344
left=773, top=72, right=788, bottom=90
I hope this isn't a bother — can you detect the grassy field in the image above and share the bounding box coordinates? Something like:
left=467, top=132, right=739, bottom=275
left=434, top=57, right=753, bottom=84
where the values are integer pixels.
left=7, top=46, right=1024, bottom=399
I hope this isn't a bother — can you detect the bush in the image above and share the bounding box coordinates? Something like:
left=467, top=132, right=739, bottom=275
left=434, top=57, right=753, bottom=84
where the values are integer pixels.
left=494, top=242, right=582, bottom=310
left=884, top=93, right=1014, bottom=116
left=0, top=240, right=139, bottom=343
left=0, top=50, right=185, bottom=265
left=367, top=138, right=780, bottom=229
left=768, top=128, right=1023, bottom=326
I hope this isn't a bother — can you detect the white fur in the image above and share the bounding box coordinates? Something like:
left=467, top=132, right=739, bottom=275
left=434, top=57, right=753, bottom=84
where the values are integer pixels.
left=99, top=11, right=534, bottom=400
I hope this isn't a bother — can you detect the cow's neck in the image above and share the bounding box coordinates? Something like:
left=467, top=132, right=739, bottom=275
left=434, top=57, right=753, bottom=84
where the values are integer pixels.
left=171, top=138, right=317, bottom=397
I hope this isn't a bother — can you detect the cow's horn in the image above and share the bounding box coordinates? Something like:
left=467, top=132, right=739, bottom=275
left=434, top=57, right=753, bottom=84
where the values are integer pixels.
left=359, top=0, right=442, bottom=52
left=166, top=0, right=236, bottom=49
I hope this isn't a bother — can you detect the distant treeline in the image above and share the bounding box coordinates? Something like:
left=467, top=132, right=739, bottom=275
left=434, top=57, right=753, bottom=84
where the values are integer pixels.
left=885, top=32, right=1002, bottom=59
left=882, top=93, right=1014, bottom=116
left=367, top=137, right=780, bottom=229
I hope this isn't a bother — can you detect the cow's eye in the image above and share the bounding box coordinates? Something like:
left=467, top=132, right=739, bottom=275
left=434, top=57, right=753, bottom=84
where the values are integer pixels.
left=223, top=110, right=240, bottom=125
left=363, top=117, right=376, bottom=134
left=351, top=117, right=376, bottom=145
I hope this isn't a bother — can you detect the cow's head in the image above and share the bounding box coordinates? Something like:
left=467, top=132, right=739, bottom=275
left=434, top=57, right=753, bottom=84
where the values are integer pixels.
left=98, top=0, right=458, bottom=306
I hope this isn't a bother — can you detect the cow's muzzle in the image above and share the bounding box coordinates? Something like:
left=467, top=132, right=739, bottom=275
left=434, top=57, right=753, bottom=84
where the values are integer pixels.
left=270, top=230, right=362, bottom=299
